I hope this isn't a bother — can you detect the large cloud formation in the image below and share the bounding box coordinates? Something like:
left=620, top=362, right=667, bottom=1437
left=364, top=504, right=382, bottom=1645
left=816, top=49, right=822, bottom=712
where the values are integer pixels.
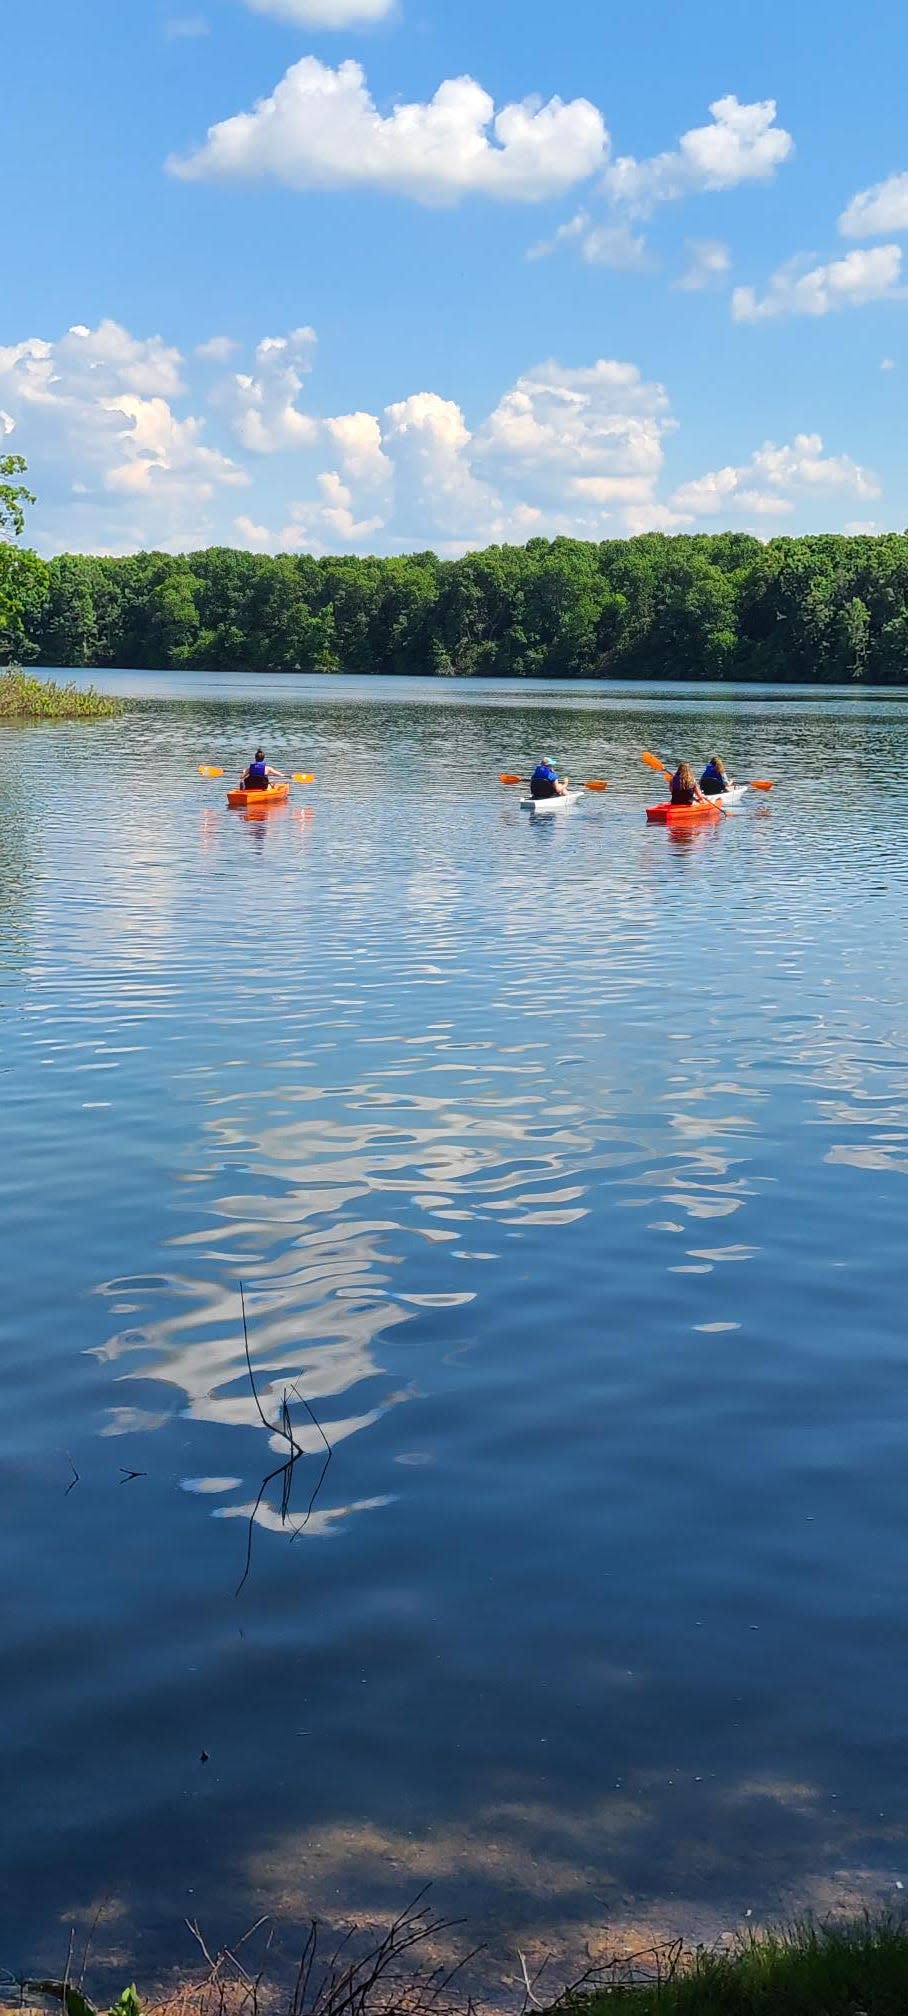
left=169, top=57, right=607, bottom=205
left=0, top=317, right=885, bottom=556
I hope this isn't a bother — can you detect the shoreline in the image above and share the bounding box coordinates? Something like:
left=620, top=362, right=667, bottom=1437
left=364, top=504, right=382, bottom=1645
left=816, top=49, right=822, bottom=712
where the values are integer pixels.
left=12, top=1913, right=908, bottom=2016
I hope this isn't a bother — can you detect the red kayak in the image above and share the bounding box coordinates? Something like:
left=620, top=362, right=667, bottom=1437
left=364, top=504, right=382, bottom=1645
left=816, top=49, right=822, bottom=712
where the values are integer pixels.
left=646, top=799, right=722, bottom=826
left=646, top=785, right=746, bottom=825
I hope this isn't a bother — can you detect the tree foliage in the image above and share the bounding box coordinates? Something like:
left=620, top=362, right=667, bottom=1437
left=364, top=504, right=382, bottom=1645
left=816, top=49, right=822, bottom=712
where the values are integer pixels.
left=0, top=454, right=49, bottom=661
left=14, top=528, right=908, bottom=682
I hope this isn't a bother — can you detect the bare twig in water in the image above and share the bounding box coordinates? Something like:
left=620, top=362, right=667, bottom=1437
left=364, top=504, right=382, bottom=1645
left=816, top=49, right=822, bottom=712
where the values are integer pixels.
left=61, top=1932, right=74, bottom=2016
left=240, top=1283, right=278, bottom=1439
left=78, top=1901, right=109, bottom=1991
left=12, top=1894, right=482, bottom=2016
left=287, top=1382, right=332, bottom=1538
left=160, top=1900, right=472, bottom=2016
left=64, top=1456, right=80, bottom=1497
left=517, top=1951, right=545, bottom=2011
left=282, top=1889, right=473, bottom=2016
left=119, top=1469, right=146, bottom=1484
left=235, top=1287, right=333, bottom=1596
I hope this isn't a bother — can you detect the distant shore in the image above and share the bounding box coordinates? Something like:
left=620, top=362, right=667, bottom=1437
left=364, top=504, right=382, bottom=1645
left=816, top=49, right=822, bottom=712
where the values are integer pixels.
left=19, top=531, right=908, bottom=684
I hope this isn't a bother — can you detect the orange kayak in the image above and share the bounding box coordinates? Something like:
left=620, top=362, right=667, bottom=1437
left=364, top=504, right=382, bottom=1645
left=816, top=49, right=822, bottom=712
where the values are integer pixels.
left=646, top=786, right=746, bottom=825
left=227, top=781, right=291, bottom=809
left=646, top=798, right=722, bottom=825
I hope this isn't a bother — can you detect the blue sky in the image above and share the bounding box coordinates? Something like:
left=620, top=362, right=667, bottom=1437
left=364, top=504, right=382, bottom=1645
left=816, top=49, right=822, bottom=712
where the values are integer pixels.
left=2, top=0, right=906, bottom=556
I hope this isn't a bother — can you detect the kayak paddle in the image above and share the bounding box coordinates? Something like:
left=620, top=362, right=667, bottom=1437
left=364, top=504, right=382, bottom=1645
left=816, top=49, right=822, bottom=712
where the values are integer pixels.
left=498, top=772, right=608, bottom=791
left=640, top=749, right=730, bottom=818
left=642, top=750, right=774, bottom=791
left=198, top=765, right=316, bottom=782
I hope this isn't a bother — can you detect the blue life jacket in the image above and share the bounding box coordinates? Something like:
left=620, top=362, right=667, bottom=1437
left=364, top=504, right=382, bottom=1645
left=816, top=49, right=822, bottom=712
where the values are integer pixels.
left=700, top=761, right=727, bottom=793
left=247, top=759, right=268, bottom=784
left=532, top=763, right=557, bottom=785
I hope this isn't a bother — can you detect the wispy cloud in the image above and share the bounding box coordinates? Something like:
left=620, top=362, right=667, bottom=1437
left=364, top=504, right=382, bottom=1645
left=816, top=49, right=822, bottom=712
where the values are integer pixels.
left=528, top=210, right=651, bottom=269
left=164, top=15, right=210, bottom=39
left=676, top=238, right=731, bottom=291
left=839, top=172, right=908, bottom=240
left=241, top=0, right=395, bottom=24
left=732, top=245, right=903, bottom=321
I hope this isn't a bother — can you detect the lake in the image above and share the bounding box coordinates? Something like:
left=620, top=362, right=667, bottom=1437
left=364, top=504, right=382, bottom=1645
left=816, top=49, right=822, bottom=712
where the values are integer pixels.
left=3, top=673, right=908, bottom=1994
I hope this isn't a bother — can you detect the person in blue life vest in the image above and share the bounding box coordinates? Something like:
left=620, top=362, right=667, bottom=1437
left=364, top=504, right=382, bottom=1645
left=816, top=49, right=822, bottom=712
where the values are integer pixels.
left=699, top=754, right=732, bottom=796
left=240, top=748, right=285, bottom=791
left=530, top=757, right=569, bottom=801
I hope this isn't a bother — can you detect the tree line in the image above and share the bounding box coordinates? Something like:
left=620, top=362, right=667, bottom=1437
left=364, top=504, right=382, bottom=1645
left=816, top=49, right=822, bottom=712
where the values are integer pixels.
left=5, top=521, right=908, bottom=682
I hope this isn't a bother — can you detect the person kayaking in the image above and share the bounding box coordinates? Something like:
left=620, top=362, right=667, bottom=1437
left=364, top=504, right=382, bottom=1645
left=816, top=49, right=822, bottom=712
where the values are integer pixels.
left=670, top=761, right=710, bottom=806
left=240, top=748, right=283, bottom=792
left=699, top=755, right=732, bottom=796
left=530, top=757, right=569, bottom=801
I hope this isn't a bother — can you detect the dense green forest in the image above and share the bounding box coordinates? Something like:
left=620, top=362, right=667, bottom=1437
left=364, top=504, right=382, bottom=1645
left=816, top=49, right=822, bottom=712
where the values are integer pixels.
left=6, top=529, right=908, bottom=681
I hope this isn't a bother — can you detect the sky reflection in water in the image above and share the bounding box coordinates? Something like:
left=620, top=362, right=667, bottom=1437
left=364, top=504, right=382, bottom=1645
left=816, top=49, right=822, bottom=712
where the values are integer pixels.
left=1, top=678, right=908, bottom=1988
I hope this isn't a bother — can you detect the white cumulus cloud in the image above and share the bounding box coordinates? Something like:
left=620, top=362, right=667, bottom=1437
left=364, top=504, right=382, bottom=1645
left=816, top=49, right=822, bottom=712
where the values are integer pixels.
left=3, top=317, right=887, bottom=556
left=0, top=319, right=246, bottom=551
left=732, top=244, right=903, bottom=320
left=477, top=358, right=672, bottom=484
left=168, top=57, right=607, bottom=205
left=839, top=172, right=908, bottom=239
left=214, top=327, right=318, bottom=452
left=325, top=410, right=393, bottom=487
left=672, top=433, right=880, bottom=521
left=603, top=95, right=793, bottom=216
left=103, top=396, right=247, bottom=497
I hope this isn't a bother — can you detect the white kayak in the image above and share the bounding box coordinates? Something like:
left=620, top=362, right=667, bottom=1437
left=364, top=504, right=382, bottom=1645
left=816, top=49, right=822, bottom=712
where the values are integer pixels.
left=704, top=784, right=748, bottom=808
left=519, top=790, right=583, bottom=816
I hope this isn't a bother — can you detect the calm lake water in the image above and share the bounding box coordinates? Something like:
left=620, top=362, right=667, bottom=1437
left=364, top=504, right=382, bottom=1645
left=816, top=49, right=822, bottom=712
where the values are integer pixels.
left=3, top=674, right=908, bottom=1991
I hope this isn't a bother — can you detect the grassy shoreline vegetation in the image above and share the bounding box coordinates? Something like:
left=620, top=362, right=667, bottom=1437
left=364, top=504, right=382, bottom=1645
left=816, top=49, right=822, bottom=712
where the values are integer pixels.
left=0, top=666, right=123, bottom=722
left=7, top=531, right=908, bottom=683
left=13, top=1918, right=908, bottom=2016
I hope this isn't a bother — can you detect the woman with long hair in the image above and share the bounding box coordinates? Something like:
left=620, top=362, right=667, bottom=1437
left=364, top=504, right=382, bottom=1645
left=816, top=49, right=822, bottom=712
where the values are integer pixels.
left=670, top=761, right=709, bottom=807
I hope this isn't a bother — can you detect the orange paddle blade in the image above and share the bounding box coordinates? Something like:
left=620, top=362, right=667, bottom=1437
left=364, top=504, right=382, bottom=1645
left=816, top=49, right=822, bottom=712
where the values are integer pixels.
left=642, top=749, right=671, bottom=776
left=198, top=765, right=224, bottom=778
left=292, top=772, right=316, bottom=783
left=498, top=772, right=525, bottom=785
left=583, top=779, right=608, bottom=791
left=749, top=779, right=774, bottom=791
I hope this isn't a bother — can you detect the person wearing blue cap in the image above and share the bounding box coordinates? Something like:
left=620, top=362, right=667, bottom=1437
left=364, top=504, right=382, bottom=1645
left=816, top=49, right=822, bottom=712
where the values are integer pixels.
left=530, top=757, right=569, bottom=801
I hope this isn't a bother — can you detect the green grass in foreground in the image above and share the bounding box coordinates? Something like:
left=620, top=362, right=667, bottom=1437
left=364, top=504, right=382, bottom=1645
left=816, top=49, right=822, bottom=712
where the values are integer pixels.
left=19, top=1920, right=908, bottom=2016
left=0, top=666, right=123, bottom=720
left=567, top=1919, right=908, bottom=2015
